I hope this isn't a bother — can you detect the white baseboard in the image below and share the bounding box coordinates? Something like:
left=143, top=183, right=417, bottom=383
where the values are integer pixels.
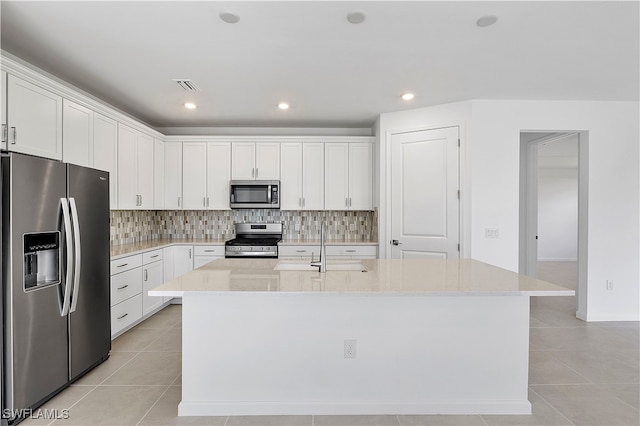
left=178, top=400, right=532, bottom=416
left=577, top=310, right=640, bottom=322
left=538, top=258, right=578, bottom=262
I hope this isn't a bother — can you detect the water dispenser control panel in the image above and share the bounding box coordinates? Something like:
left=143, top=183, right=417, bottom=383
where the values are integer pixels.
left=23, top=231, right=61, bottom=290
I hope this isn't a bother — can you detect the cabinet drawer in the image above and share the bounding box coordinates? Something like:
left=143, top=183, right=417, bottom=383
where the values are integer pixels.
left=111, top=294, right=142, bottom=336
left=110, top=254, right=142, bottom=274
left=194, top=245, right=225, bottom=256
left=110, top=267, right=143, bottom=306
left=143, top=249, right=163, bottom=264
left=326, top=245, right=377, bottom=257
left=278, top=246, right=319, bottom=258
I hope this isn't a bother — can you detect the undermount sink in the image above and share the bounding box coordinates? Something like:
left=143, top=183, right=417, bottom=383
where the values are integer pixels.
left=273, top=260, right=366, bottom=272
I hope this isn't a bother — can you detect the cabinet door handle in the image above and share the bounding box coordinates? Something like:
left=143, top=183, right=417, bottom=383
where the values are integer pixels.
left=178, top=196, right=181, bottom=207
left=299, top=198, right=302, bottom=207
left=203, top=197, right=206, bottom=207
left=255, top=167, right=259, bottom=178
left=1, top=124, right=7, bottom=143
left=204, top=249, right=215, bottom=253
left=117, top=313, right=129, bottom=320
left=207, top=197, right=210, bottom=207
left=189, top=248, right=192, bottom=259
left=116, top=263, right=129, bottom=268
left=296, top=250, right=307, bottom=253
left=144, top=269, right=148, bottom=281
left=349, top=198, right=352, bottom=207
left=117, top=284, right=129, bottom=290
left=140, top=195, right=143, bottom=206
left=345, top=250, right=356, bottom=253
left=302, top=198, right=305, bottom=208
left=150, top=254, right=159, bottom=258
left=346, top=198, right=349, bottom=207
left=252, top=168, right=255, bottom=178
left=11, top=127, right=16, bottom=144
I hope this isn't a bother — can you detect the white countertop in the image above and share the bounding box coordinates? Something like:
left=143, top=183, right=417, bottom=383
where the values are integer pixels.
left=150, top=258, right=575, bottom=297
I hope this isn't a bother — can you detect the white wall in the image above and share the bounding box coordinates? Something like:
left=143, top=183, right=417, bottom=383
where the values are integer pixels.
left=378, top=100, right=639, bottom=321
left=537, top=167, right=578, bottom=261
left=471, top=100, right=639, bottom=321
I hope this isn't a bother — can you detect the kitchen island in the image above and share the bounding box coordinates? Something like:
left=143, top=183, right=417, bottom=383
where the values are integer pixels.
left=150, top=258, right=574, bottom=417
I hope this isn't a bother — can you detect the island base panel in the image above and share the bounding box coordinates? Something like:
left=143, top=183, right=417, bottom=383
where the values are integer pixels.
left=180, top=293, right=532, bottom=416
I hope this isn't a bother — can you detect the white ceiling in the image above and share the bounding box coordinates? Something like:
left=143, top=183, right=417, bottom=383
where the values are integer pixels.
left=1, top=1, right=638, bottom=130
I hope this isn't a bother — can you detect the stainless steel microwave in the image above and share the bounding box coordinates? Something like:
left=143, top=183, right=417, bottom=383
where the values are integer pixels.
left=229, top=180, right=280, bottom=209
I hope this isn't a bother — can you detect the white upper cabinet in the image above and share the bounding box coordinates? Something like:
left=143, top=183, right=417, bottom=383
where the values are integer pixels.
left=324, top=143, right=350, bottom=210
left=280, top=142, right=324, bottom=210
left=164, top=142, right=183, bottom=210
left=324, top=142, right=372, bottom=211
left=182, top=142, right=231, bottom=210
left=182, top=143, right=208, bottom=209
left=136, top=133, right=155, bottom=209
left=93, top=112, right=118, bottom=208
left=153, top=139, right=164, bottom=209
left=302, top=143, right=324, bottom=210
left=232, top=142, right=280, bottom=180
left=280, top=143, right=303, bottom=210
left=117, top=124, right=155, bottom=209
left=1, top=71, right=7, bottom=151
left=207, top=143, right=231, bottom=209
left=63, top=99, right=93, bottom=167
left=6, top=75, right=63, bottom=160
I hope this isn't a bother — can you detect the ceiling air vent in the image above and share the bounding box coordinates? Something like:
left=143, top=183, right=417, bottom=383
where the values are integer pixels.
left=172, top=79, right=201, bottom=92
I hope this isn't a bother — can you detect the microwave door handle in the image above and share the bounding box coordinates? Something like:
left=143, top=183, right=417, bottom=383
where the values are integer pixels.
left=60, top=198, right=73, bottom=317
left=267, top=185, right=272, bottom=204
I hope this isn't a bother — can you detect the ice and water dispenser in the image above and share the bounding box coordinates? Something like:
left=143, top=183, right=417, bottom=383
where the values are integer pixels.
left=23, top=232, right=61, bottom=290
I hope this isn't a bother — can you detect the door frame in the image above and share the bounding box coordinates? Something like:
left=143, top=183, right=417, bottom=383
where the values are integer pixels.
left=519, top=130, right=589, bottom=318
left=382, top=124, right=463, bottom=259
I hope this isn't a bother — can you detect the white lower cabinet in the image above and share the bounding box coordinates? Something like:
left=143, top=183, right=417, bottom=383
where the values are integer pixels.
left=193, top=245, right=224, bottom=268
left=111, top=294, right=142, bottom=336
left=110, top=254, right=143, bottom=337
left=162, top=245, right=193, bottom=304
left=278, top=244, right=377, bottom=260
left=142, top=249, right=164, bottom=315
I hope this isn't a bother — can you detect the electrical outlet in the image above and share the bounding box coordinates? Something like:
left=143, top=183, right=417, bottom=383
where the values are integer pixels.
left=606, top=280, right=614, bottom=291
left=344, top=339, right=357, bottom=359
left=294, top=223, right=300, bottom=232
left=485, top=228, right=500, bottom=239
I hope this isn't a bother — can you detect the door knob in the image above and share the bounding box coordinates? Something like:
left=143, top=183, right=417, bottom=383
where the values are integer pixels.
left=391, top=240, right=402, bottom=246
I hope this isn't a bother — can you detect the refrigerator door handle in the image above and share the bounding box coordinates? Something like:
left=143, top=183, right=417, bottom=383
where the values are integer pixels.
left=60, top=198, right=73, bottom=316
left=69, top=198, right=82, bottom=313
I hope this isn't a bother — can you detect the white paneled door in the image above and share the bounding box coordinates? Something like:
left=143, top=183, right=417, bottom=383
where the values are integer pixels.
left=390, top=127, right=459, bottom=259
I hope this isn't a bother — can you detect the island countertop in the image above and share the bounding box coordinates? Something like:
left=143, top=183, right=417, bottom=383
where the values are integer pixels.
left=150, top=258, right=574, bottom=297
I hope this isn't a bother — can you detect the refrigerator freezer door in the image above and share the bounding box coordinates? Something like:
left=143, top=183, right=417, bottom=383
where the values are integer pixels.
left=67, top=164, right=111, bottom=380
left=1, top=154, right=69, bottom=412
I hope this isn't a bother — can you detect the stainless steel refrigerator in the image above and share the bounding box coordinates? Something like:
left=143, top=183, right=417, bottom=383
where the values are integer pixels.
left=1, top=152, right=111, bottom=424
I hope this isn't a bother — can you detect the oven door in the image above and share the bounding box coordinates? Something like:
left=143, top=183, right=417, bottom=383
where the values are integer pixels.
left=229, top=180, right=280, bottom=209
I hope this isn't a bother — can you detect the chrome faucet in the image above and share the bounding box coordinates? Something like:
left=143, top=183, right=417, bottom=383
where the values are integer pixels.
left=310, top=222, right=326, bottom=273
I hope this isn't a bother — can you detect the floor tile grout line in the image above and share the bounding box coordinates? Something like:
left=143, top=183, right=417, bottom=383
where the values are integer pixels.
left=528, top=386, right=577, bottom=426
left=539, top=351, right=595, bottom=385
left=134, top=384, right=172, bottom=426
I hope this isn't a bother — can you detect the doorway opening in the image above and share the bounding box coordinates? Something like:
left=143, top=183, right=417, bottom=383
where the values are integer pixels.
left=519, top=131, right=588, bottom=319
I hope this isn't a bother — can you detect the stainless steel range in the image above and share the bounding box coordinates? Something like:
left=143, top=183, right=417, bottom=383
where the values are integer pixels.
left=225, top=223, right=282, bottom=258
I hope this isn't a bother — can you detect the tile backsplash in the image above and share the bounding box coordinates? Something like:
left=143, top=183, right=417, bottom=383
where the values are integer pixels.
left=110, top=210, right=378, bottom=246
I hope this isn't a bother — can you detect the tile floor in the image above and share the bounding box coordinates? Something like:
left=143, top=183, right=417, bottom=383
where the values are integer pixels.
left=21, top=262, right=639, bottom=426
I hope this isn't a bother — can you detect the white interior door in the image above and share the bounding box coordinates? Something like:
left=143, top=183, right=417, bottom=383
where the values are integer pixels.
left=390, top=127, right=459, bottom=259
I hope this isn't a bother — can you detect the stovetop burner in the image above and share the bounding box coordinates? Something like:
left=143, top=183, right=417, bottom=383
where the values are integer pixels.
left=225, top=237, right=282, bottom=246
left=225, top=223, right=283, bottom=258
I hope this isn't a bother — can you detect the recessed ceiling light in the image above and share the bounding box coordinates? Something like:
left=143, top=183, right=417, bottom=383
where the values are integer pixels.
left=278, top=102, right=290, bottom=110
left=220, top=11, right=240, bottom=24
left=184, top=102, right=197, bottom=110
left=476, top=15, right=498, bottom=27
left=402, top=93, right=415, bottom=101
left=347, top=10, right=366, bottom=24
